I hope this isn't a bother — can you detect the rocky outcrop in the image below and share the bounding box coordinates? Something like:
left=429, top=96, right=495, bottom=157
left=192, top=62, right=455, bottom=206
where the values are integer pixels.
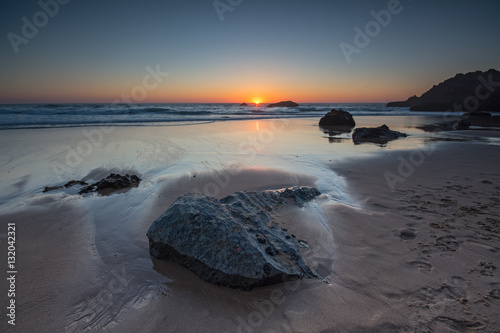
left=79, top=173, right=141, bottom=195
left=318, top=109, right=355, bottom=132
left=43, top=173, right=141, bottom=195
left=147, top=186, right=323, bottom=290
left=386, top=69, right=500, bottom=111
left=267, top=101, right=299, bottom=107
left=240, top=103, right=248, bottom=106
left=352, top=125, right=407, bottom=144
left=386, top=95, right=420, bottom=108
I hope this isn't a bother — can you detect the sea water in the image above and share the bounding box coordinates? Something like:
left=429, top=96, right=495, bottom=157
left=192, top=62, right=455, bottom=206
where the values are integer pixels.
left=0, top=103, right=453, bottom=129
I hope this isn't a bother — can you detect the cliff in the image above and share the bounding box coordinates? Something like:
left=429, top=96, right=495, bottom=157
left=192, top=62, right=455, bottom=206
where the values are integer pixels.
left=387, top=69, right=500, bottom=112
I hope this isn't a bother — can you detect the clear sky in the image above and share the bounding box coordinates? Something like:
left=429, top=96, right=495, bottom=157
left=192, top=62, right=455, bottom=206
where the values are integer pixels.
left=1, top=0, right=499, bottom=104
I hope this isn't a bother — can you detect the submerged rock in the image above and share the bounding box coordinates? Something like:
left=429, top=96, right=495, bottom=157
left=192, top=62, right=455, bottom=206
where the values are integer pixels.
left=266, top=101, right=299, bottom=107
left=147, top=186, right=323, bottom=290
left=319, top=109, right=356, bottom=131
left=352, top=124, right=407, bottom=144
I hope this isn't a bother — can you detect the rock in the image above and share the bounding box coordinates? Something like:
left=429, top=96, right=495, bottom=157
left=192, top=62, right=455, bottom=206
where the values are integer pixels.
left=267, top=101, right=299, bottom=107
left=464, top=115, right=500, bottom=127
left=387, top=69, right=500, bottom=111
left=452, top=120, right=471, bottom=130
left=386, top=95, right=420, bottom=108
left=318, top=109, right=355, bottom=130
left=147, top=186, right=323, bottom=290
left=43, top=185, right=63, bottom=193
left=43, top=174, right=140, bottom=195
left=64, top=180, right=88, bottom=187
left=240, top=103, right=248, bottom=106
left=352, top=124, right=407, bottom=144
left=79, top=173, right=141, bottom=195
left=43, top=180, right=88, bottom=193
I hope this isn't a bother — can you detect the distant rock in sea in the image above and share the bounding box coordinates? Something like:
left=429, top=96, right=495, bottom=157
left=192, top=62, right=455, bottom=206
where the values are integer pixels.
left=147, top=186, right=324, bottom=290
left=267, top=101, right=299, bottom=107
left=352, top=124, right=407, bottom=145
left=386, top=69, right=500, bottom=112
left=240, top=103, right=248, bottom=106
left=318, top=109, right=355, bottom=132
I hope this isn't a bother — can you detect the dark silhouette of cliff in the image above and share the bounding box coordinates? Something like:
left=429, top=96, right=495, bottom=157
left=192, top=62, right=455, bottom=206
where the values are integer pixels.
left=387, top=69, right=500, bottom=111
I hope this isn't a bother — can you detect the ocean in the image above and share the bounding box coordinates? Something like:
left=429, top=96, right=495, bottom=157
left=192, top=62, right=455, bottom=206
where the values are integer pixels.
left=0, top=103, right=436, bottom=130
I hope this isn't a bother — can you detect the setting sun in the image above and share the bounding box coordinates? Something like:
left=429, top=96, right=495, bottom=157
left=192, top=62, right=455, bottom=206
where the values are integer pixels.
left=254, top=100, right=261, bottom=105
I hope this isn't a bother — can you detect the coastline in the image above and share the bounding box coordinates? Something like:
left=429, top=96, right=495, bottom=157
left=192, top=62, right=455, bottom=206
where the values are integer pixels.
left=0, top=116, right=499, bottom=332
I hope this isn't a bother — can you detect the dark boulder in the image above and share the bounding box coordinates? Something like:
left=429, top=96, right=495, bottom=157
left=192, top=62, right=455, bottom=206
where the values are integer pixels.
left=452, top=120, right=471, bottom=130
left=43, top=174, right=140, bottom=195
left=352, top=124, right=407, bottom=144
left=147, top=186, right=323, bottom=290
left=79, top=173, right=141, bottom=195
left=267, top=101, right=299, bottom=107
left=319, top=109, right=355, bottom=131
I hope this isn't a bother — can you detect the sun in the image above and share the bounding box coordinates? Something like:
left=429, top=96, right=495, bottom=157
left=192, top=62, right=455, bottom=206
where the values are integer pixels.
left=254, top=100, right=261, bottom=105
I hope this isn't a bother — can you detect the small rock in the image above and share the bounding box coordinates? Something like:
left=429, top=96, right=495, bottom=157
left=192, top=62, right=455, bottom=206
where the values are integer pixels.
left=79, top=173, right=141, bottom=195
left=352, top=124, right=407, bottom=145
left=267, top=101, right=299, bottom=107
left=319, top=109, right=355, bottom=130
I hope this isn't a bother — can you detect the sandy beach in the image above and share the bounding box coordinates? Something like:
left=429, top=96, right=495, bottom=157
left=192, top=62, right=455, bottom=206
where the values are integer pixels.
left=1, top=116, right=499, bottom=332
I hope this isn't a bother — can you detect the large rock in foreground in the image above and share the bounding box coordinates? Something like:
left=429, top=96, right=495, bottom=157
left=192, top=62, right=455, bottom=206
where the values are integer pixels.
left=319, top=109, right=355, bottom=131
left=352, top=124, right=407, bottom=144
left=147, top=186, right=323, bottom=290
left=267, top=101, right=299, bottom=107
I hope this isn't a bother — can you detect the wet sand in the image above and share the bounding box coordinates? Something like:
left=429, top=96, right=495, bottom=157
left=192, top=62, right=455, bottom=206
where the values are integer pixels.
left=1, top=117, right=499, bottom=332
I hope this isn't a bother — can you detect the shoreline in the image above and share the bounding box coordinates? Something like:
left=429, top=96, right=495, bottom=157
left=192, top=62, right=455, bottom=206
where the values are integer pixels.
left=0, top=117, right=499, bottom=332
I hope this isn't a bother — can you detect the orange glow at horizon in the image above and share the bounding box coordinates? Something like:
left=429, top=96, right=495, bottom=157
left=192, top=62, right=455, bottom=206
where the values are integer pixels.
left=0, top=71, right=426, bottom=104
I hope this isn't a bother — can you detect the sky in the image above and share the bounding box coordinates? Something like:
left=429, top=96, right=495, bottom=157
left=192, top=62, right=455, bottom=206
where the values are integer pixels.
left=0, top=0, right=499, bottom=104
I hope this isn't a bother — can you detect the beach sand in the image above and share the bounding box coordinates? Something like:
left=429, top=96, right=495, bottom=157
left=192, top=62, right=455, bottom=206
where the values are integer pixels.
left=1, top=117, right=499, bottom=332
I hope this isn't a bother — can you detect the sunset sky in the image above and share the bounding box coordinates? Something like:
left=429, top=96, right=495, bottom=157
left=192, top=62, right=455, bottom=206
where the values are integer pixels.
left=1, top=0, right=499, bottom=104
